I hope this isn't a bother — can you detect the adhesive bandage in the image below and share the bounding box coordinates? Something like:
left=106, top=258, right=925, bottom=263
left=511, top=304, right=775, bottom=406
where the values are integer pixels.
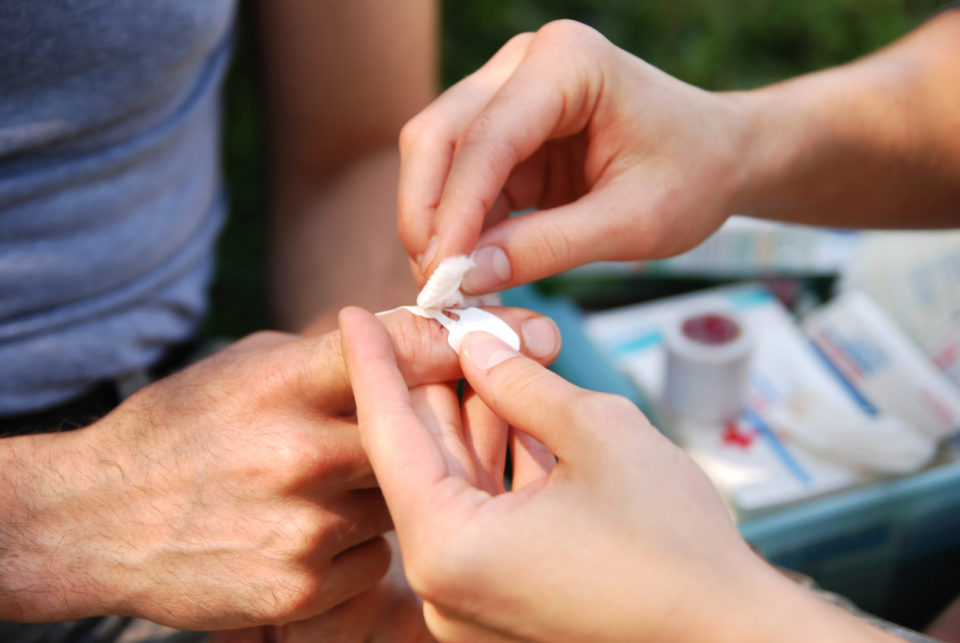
left=398, top=255, right=521, bottom=354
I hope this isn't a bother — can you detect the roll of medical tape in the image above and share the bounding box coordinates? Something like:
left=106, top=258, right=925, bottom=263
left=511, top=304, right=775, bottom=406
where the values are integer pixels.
left=663, top=306, right=754, bottom=422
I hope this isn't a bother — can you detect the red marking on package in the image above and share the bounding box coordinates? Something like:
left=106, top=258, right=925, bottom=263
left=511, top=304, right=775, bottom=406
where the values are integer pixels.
left=722, top=422, right=755, bottom=449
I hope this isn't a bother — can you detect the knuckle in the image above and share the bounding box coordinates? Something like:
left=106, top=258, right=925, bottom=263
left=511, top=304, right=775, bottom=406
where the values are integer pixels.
left=277, top=334, right=343, bottom=410
left=536, top=19, right=596, bottom=47
left=255, top=519, right=383, bottom=620
left=215, top=339, right=303, bottom=403
left=273, top=570, right=323, bottom=621
left=398, top=115, right=425, bottom=154
left=532, top=217, right=574, bottom=269
left=247, top=353, right=297, bottom=402
left=387, top=310, right=458, bottom=379
left=453, top=118, right=521, bottom=209
left=239, top=556, right=324, bottom=624
left=457, top=112, right=493, bottom=150
left=458, top=114, right=520, bottom=171
left=266, top=437, right=323, bottom=489
left=234, top=330, right=293, bottom=353
left=578, top=392, right=639, bottom=423
left=313, top=539, right=392, bottom=612
left=314, top=331, right=348, bottom=394
left=533, top=20, right=611, bottom=75
left=387, top=312, right=428, bottom=364
left=249, top=329, right=291, bottom=344
left=604, top=393, right=641, bottom=419
left=276, top=508, right=327, bottom=557
left=499, top=31, right=535, bottom=55
left=319, top=331, right=345, bottom=379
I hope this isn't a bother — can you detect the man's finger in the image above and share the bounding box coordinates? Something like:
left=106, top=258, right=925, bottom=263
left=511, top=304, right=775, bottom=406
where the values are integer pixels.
left=308, top=537, right=392, bottom=618
left=323, top=489, right=394, bottom=556
left=303, top=306, right=562, bottom=414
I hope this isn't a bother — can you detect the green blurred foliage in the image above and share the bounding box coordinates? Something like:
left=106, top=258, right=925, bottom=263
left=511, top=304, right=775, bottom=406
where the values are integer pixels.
left=209, top=0, right=946, bottom=338
left=442, top=0, right=943, bottom=89
left=204, top=9, right=269, bottom=339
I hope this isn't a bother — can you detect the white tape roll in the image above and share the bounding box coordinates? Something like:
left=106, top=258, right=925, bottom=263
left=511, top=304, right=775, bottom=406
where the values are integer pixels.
left=663, top=303, right=754, bottom=422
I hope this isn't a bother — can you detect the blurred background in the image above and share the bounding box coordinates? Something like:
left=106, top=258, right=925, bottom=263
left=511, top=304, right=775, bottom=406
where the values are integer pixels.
left=209, top=0, right=944, bottom=338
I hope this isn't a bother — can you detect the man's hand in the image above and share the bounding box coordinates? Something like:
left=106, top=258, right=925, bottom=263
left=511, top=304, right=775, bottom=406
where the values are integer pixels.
left=210, top=533, right=434, bottom=643
left=341, top=307, right=900, bottom=642
left=0, top=307, right=560, bottom=630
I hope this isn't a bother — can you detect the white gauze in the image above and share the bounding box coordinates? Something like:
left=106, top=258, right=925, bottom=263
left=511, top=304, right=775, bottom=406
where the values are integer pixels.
left=400, top=255, right=520, bottom=354
left=765, top=389, right=936, bottom=475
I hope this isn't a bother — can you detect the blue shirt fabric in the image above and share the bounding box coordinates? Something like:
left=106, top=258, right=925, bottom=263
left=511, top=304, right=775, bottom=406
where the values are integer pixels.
left=0, top=0, right=237, bottom=414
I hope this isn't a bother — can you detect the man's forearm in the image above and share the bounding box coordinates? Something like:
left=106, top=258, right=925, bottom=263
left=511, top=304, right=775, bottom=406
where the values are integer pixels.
left=269, top=147, right=417, bottom=334
left=732, top=10, right=960, bottom=228
left=256, top=0, right=436, bottom=333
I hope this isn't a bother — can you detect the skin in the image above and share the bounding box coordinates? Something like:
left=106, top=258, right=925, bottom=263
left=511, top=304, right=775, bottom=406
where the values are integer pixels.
left=341, top=307, right=900, bottom=642
left=0, top=307, right=561, bottom=631
left=928, top=594, right=960, bottom=643
left=258, top=0, right=437, bottom=334
left=396, top=13, right=960, bottom=293
left=209, top=533, right=434, bottom=643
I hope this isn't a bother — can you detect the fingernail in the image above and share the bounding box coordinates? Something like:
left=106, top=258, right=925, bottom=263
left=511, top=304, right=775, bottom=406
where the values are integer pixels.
left=420, top=236, right=439, bottom=271
left=462, top=332, right=518, bottom=370
left=521, top=317, right=560, bottom=360
left=462, top=246, right=511, bottom=293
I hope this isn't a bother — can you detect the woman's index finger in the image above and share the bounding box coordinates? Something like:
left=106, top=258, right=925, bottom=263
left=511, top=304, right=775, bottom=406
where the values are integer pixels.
left=339, top=306, right=448, bottom=521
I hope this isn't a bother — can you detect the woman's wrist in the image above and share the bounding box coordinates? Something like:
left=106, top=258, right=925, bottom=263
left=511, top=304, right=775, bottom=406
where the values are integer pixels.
left=688, top=552, right=902, bottom=643
left=719, top=84, right=808, bottom=222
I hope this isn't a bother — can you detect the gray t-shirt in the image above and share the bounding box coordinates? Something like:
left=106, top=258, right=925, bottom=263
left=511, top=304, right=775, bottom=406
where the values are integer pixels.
left=0, top=0, right=237, bottom=414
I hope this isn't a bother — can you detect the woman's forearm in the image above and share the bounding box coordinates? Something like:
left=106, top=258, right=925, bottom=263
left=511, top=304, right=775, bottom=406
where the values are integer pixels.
left=733, top=10, right=960, bottom=228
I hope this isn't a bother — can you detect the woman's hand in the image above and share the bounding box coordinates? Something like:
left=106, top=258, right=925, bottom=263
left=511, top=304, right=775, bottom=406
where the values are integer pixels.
left=401, top=13, right=960, bottom=284
left=398, top=20, right=750, bottom=293
left=341, top=306, right=900, bottom=642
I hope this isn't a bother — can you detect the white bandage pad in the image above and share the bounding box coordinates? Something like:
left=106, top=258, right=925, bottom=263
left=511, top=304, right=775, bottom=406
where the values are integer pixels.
left=385, top=254, right=521, bottom=354
left=402, top=305, right=521, bottom=353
